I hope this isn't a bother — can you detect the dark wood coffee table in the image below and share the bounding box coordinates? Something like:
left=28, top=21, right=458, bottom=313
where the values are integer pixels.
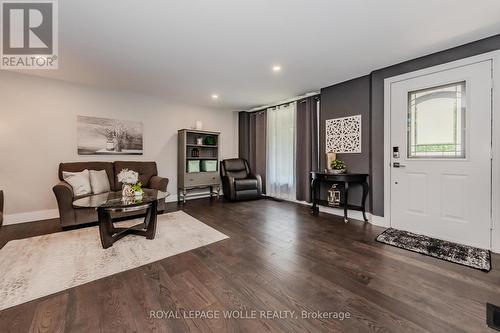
left=73, top=189, right=169, bottom=249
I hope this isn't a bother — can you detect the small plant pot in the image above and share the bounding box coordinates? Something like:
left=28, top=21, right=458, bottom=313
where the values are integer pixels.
left=331, top=169, right=346, bottom=175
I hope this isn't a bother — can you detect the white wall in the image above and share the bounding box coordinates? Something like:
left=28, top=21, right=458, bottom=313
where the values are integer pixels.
left=0, top=72, right=238, bottom=223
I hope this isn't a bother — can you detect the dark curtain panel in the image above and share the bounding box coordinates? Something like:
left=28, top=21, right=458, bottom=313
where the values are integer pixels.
left=296, top=95, right=320, bottom=202
left=249, top=111, right=267, bottom=193
left=238, top=111, right=251, bottom=160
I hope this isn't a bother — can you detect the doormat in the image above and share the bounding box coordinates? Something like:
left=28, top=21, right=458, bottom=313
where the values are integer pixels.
left=376, top=228, right=491, bottom=272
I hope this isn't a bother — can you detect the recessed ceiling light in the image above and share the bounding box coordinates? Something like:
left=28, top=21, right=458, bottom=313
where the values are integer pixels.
left=211, top=94, right=219, bottom=100
left=272, top=65, right=282, bottom=72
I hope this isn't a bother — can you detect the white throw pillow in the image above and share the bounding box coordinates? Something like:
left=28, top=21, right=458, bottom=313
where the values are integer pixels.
left=89, top=170, right=111, bottom=194
left=63, top=169, right=92, bottom=197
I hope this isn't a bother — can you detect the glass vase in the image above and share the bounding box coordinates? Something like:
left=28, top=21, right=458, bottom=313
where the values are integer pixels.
left=122, top=184, right=134, bottom=197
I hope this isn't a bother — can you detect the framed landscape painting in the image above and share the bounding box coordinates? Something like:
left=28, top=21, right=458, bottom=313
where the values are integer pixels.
left=77, top=115, right=143, bottom=155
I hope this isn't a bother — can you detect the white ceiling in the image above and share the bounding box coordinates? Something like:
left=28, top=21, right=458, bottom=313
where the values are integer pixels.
left=14, top=0, right=500, bottom=110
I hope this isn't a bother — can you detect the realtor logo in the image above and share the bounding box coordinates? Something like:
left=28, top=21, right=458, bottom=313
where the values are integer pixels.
left=1, top=0, right=58, bottom=69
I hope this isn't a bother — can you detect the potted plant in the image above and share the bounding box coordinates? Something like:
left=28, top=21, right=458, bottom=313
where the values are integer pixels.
left=131, top=182, right=144, bottom=198
left=118, top=169, right=139, bottom=197
left=330, top=159, right=346, bottom=174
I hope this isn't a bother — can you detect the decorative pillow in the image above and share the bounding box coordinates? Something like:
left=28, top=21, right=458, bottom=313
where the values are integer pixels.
left=62, top=169, right=92, bottom=197
left=89, top=170, right=111, bottom=194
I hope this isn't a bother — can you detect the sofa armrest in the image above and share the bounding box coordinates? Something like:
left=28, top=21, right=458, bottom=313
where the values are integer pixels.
left=52, top=181, right=76, bottom=226
left=149, top=176, right=169, bottom=192
left=248, top=174, right=263, bottom=195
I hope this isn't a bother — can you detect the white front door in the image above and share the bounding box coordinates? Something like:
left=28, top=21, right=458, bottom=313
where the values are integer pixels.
left=390, top=60, right=492, bottom=249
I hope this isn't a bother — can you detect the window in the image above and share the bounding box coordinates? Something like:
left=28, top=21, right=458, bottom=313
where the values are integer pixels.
left=266, top=102, right=296, bottom=200
left=407, top=81, right=466, bottom=158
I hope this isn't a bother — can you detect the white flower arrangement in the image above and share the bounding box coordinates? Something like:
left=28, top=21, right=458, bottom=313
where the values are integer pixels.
left=118, top=169, right=139, bottom=185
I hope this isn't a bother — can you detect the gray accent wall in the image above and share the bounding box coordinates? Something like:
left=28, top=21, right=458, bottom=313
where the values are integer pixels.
left=320, top=34, right=500, bottom=216
left=320, top=75, right=371, bottom=208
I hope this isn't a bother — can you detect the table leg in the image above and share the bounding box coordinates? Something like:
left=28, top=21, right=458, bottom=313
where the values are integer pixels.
left=145, top=200, right=157, bottom=240
left=343, top=182, right=349, bottom=223
left=98, top=207, right=114, bottom=249
left=361, top=181, right=369, bottom=222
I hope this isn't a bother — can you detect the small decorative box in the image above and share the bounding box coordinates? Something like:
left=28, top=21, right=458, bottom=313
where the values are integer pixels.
left=201, top=160, right=217, bottom=172
left=187, top=160, right=200, bottom=173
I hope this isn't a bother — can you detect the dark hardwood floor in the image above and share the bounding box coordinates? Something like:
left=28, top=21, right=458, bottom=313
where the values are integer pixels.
left=0, top=198, right=499, bottom=332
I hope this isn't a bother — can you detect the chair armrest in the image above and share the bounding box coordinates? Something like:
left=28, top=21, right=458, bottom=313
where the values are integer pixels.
left=149, top=176, right=169, bottom=191
left=248, top=174, right=263, bottom=195
left=52, top=181, right=76, bottom=226
left=221, top=175, right=236, bottom=200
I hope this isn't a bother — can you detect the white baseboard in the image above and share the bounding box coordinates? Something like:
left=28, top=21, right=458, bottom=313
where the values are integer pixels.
left=317, top=205, right=388, bottom=228
left=316, top=205, right=371, bottom=222
left=3, top=192, right=219, bottom=225
left=370, top=215, right=389, bottom=227
left=310, top=203, right=390, bottom=228
left=165, top=192, right=220, bottom=203
left=292, top=199, right=386, bottom=225
left=166, top=194, right=178, bottom=203
left=3, top=209, right=59, bottom=225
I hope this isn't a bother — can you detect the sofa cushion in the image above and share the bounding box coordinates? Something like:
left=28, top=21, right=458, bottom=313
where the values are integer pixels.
left=114, top=161, right=157, bottom=188
left=63, top=170, right=92, bottom=197
left=59, top=162, right=116, bottom=190
left=234, top=178, right=258, bottom=191
left=89, top=170, right=111, bottom=194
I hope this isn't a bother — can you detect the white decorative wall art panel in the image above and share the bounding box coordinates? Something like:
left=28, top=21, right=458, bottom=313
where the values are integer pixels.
left=326, top=115, right=362, bottom=153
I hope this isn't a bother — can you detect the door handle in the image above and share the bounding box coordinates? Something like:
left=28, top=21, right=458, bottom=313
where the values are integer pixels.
left=393, top=162, right=406, bottom=168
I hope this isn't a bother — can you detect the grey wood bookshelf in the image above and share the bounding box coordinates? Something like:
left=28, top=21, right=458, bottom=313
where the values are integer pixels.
left=177, top=129, right=221, bottom=203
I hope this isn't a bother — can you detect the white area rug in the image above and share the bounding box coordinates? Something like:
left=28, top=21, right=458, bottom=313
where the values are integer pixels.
left=0, top=211, right=228, bottom=311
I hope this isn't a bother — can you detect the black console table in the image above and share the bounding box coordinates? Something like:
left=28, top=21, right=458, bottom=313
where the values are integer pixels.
left=310, top=172, right=369, bottom=223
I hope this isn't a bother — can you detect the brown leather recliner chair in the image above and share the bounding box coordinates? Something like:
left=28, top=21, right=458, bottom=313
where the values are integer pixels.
left=53, top=161, right=168, bottom=228
left=220, top=158, right=262, bottom=201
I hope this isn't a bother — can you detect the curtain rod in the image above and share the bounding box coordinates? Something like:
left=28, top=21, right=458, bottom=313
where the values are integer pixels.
left=245, top=92, right=320, bottom=113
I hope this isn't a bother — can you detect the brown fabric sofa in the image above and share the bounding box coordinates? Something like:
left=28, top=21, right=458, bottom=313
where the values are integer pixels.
left=53, top=161, right=168, bottom=228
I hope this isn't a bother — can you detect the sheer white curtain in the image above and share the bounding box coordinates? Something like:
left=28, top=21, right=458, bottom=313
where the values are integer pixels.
left=266, top=102, right=296, bottom=200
